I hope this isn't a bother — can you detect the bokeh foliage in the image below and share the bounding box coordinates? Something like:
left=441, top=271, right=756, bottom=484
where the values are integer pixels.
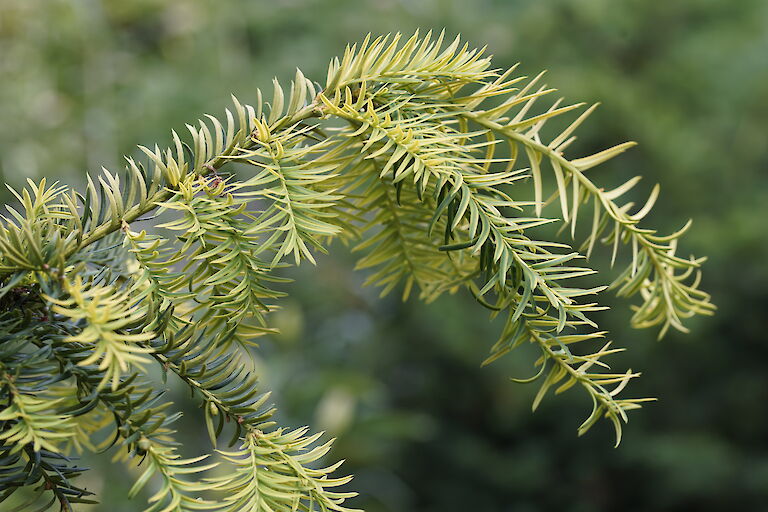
left=1, top=1, right=766, bottom=511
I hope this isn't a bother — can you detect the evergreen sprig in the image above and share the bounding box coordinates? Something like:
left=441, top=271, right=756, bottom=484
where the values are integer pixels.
left=0, top=31, right=712, bottom=510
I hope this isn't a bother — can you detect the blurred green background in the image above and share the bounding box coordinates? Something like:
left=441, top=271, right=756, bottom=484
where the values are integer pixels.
left=1, top=0, right=767, bottom=510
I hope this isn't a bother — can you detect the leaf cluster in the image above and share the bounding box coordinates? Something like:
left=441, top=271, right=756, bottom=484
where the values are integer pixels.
left=0, top=31, right=712, bottom=510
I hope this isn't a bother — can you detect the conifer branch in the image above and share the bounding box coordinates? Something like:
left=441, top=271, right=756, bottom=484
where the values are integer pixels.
left=0, top=31, right=713, bottom=510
